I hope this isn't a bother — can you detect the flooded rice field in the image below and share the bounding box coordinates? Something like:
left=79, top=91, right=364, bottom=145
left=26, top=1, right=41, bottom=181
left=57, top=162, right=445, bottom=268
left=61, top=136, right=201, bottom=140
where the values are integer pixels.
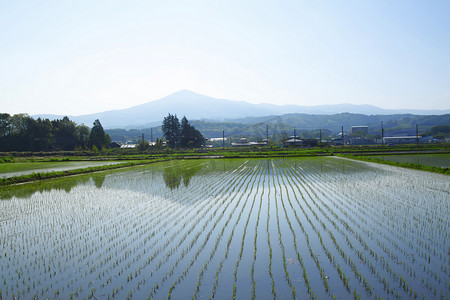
left=0, top=157, right=448, bottom=299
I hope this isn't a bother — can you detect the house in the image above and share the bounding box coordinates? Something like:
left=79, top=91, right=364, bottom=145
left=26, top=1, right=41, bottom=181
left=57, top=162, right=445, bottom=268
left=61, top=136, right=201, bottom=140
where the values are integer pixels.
left=283, top=136, right=303, bottom=147
left=109, top=141, right=122, bottom=148
left=120, top=141, right=138, bottom=149
left=231, top=138, right=267, bottom=147
left=383, top=136, right=421, bottom=145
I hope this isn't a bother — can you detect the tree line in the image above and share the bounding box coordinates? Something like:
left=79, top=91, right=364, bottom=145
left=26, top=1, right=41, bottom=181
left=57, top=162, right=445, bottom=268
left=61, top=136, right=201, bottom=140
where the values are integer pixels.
left=0, top=113, right=110, bottom=152
left=162, top=114, right=205, bottom=148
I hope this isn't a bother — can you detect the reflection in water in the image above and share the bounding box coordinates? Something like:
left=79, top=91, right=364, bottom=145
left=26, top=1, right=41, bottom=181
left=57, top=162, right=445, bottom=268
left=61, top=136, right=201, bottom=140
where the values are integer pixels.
left=1, top=157, right=373, bottom=201
left=162, top=161, right=206, bottom=189
left=0, top=172, right=107, bottom=200
left=92, top=174, right=106, bottom=188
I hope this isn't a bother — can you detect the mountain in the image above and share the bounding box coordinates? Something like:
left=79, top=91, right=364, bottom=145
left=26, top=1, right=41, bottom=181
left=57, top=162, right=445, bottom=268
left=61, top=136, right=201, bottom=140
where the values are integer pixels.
left=33, top=90, right=450, bottom=129
left=105, top=113, right=450, bottom=143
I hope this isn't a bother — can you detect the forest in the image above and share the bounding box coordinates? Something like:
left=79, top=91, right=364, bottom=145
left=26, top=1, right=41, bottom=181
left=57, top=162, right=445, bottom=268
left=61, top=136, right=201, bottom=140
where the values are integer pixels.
left=0, top=113, right=110, bottom=152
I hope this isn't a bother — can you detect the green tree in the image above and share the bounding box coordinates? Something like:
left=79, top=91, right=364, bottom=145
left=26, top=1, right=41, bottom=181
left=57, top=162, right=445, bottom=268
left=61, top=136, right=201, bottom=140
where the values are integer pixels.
left=138, top=140, right=150, bottom=151
left=179, top=116, right=206, bottom=148
left=52, top=116, right=78, bottom=150
left=76, top=124, right=90, bottom=149
left=428, top=125, right=450, bottom=140
left=162, top=114, right=180, bottom=148
left=180, top=116, right=193, bottom=148
left=0, top=113, right=11, bottom=137
left=29, top=118, right=53, bottom=151
left=89, top=119, right=110, bottom=150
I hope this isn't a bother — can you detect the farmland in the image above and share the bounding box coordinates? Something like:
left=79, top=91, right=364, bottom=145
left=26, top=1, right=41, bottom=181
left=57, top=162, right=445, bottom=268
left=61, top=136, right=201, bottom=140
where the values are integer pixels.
left=0, top=157, right=448, bottom=299
left=370, top=153, right=450, bottom=168
left=0, top=160, right=125, bottom=178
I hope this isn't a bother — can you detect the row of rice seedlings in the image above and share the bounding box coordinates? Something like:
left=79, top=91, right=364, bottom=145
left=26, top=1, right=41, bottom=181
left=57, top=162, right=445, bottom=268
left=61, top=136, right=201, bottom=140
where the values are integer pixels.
left=273, top=160, right=330, bottom=299
left=272, top=160, right=297, bottom=298
left=0, top=161, right=220, bottom=299
left=75, top=160, right=240, bottom=298
left=326, top=163, right=448, bottom=297
left=165, top=160, right=260, bottom=299
left=249, top=161, right=267, bottom=300
left=80, top=172, right=209, bottom=298
left=124, top=164, right=244, bottom=297
left=301, top=157, right=447, bottom=298
left=340, top=167, right=447, bottom=265
left=193, top=160, right=261, bottom=299
left=336, top=159, right=447, bottom=258
left=287, top=161, right=389, bottom=298
left=273, top=163, right=313, bottom=299
left=278, top=160, right=348, bottom=297
left=229, top=161, right=264, bottom=300
left=292, top=159, right=419, bottom=298
left=147, top=160, right=257, bottom=299
left=105, top=162, right=243, bottom=298
left=189, top=160, right=262, bottom=299
left=118, top=173, right=230, bottom=297
left=292, top=159, right=394, bottom=296
left=265, top=161, right=277, bottom=299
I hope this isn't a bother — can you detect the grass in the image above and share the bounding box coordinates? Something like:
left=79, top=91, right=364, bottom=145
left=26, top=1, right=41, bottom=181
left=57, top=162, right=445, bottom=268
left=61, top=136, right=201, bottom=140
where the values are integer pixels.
left=0, top=158, right=167, bottom=187
left=0, top=161, right=124, bottom=175
left=0, top=143, right=448, bottom=186
left=338, top=154, right=449, bottom=175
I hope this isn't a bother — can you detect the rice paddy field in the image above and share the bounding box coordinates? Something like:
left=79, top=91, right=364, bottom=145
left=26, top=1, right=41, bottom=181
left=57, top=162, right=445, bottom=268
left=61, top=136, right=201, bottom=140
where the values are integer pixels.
left=370, top=153, right=450, bottom=168
left=0, top=161, right=125, bottom=178
left=0, top=157, right=448, bottom=299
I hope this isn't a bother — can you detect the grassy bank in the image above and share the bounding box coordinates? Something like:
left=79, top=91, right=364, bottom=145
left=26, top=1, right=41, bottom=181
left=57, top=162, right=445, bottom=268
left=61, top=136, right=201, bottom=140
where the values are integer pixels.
left=1, top=144, right=449, bottom=186
left=0, top=158, right=168, bottom=187
left=338, top=154, right=449, bottom=175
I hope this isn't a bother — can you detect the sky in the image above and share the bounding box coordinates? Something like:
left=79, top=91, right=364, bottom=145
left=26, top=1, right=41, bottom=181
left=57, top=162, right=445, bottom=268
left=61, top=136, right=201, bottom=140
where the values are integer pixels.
left=1, top=0, right=449, bottom=116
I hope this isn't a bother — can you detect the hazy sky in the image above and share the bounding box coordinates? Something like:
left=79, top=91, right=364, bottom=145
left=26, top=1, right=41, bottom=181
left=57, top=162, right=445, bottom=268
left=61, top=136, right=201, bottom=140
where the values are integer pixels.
left=1, top=0, right=449, bottom=116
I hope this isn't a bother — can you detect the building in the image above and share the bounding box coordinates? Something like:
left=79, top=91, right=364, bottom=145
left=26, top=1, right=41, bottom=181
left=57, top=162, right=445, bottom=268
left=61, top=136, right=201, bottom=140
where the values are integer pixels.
left=109, top=142, right=122, bottom=148
left=383, top=136, right=421, bottom=145
left=120, top=141, right=138, bottom=149
left=283, top=136, right=303, bottom=147
left=351, top=126, right=369, bottom=134
left=231, top=138, right=267, bottom=147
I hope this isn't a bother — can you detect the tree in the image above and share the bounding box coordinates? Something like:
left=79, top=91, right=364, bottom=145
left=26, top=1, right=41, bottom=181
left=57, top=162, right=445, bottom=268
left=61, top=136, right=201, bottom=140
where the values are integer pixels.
left=76, top=124, right=90, bottom=149
left=52, top=116, right=77, bottom=150
left=0, top=113, right=11, bottom=137
left=89, top=119, right=110, bottom=150
left=179, top=116, right=206, bottom=148
left=138, top=140, right=150, bottom=151
left=162, top=114, right=180, bottom=148
left=28, top=118, right=53, bottom=151
left=180, top=116, right=193, bottom=148
left=192, top=128, right=206, bottom=148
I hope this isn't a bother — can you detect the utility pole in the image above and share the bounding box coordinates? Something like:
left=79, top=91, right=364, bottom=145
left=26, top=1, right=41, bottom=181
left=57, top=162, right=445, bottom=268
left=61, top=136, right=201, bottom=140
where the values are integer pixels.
left=319, top=129, right=322, bottom=146
left=381, top=121, right=384, bottom=147
left=416, top=124, right=419, bottom=146
left=151, top=128, right=153, bottom=144
left=341, top=126, right=344, bottom=146
left=266, top=124, right=269, bottom=147
left=222, top=130, right=225, bottom=150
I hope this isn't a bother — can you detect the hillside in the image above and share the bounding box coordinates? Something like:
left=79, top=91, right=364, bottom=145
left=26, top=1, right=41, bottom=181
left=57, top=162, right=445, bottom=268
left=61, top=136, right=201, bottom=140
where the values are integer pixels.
left=34, top=90, right=450, bottom=129
left=106, top=113, right=450, bottom=143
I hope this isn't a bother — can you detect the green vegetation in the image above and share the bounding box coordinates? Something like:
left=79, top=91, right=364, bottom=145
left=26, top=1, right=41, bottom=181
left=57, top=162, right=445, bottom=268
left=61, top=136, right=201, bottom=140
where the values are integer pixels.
left=426, top=125, right=450, bottom=140
left=1, top=158, right=447, bottom=299
left=162, top=114, right=205, bottom=148
left=0, top=143, right=448, bottom=187
left=0, top=114, right=110, bottom=151
left=339, top=154, right=449, bottom=175
left=0, top=159, right=166, bottom=186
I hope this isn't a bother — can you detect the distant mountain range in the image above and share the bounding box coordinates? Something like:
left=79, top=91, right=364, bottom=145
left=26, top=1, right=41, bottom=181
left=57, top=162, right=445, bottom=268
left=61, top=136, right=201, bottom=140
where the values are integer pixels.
left=33, top=90, right=450, bottom=129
